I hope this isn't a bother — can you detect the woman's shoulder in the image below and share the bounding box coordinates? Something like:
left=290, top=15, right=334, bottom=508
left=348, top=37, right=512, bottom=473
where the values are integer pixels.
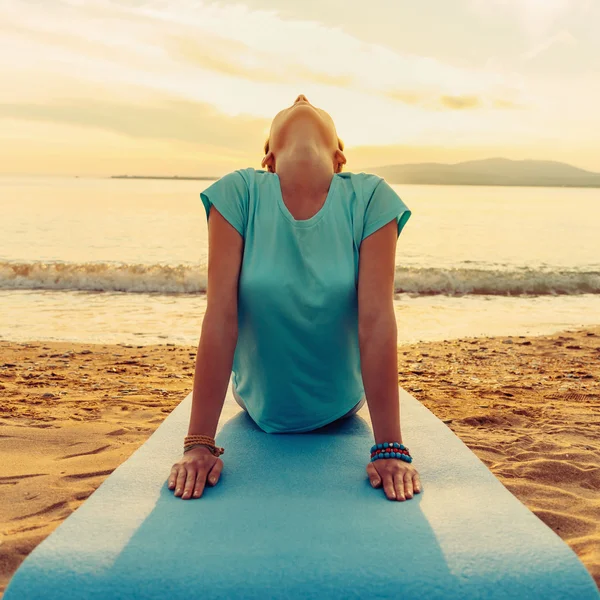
left=335, top=171, right=386, bottom=204
left=339, top=170, right=384, bottom=186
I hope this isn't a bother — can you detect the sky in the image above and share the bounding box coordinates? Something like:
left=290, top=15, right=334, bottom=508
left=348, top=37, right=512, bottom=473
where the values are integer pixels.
left=1, top=0, right=599, bottom=176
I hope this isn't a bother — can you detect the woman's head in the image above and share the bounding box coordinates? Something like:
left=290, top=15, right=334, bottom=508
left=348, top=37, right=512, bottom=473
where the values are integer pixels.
left=261, top=95, right=347, bottom=174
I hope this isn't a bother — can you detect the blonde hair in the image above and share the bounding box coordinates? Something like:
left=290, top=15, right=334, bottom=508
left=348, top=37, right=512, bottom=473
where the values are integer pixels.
left=263, top=136, right=345, bottom=173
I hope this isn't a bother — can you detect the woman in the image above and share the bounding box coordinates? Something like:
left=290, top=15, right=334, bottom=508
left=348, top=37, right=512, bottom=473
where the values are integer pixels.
left=168, top=94, right=421, bottom=502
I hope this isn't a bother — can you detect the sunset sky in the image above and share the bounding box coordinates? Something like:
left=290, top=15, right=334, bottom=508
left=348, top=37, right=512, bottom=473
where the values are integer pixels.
left=1, top=0, right=599, bottom=176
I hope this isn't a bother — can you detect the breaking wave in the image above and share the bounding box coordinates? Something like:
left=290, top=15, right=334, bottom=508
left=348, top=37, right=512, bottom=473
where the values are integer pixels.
left=1, top=260, right=599, bottom=296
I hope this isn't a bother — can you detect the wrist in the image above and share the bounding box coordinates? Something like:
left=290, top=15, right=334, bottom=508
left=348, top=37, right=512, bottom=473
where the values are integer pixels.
left=373, top=431, right=403, bottom=445
left=183, top=444, right=215, bottom=455
left=183, top=434, right=225, bottom=457
left=370, top=442, right=413, bottom=463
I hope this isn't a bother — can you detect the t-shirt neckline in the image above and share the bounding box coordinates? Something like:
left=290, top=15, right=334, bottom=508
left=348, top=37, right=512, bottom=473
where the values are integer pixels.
left=273, top=172, right=338, bottom=228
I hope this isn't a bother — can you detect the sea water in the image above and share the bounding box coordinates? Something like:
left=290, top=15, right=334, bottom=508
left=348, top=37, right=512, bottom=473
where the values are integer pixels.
left=1, top=174, right=599, bottom=346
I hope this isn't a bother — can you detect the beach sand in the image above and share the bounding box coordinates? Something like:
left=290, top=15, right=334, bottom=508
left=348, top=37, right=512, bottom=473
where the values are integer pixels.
left=1, top=326, right=599, bottom=595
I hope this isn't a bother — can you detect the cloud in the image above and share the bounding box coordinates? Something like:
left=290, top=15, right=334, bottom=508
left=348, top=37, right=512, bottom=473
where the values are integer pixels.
left=2, top=0, right=516, bottom=106
left=1, top=21, right=159, bottom=80
left=440, top=95, right=481, bottom=110
left=385, top=90, right=522, bottom=111
left=5, top=0, right=582, bottom=173
left=165, top=33, right=354, bottom=87
left=492, top=99, right=522, bottom=110
left=0, top=96, right=270, bottom=152
left=523, top=30, right=578, bottom=60
left=471, top=0, right=591, bottom=38
left=385, top=91, right=424, bottom=106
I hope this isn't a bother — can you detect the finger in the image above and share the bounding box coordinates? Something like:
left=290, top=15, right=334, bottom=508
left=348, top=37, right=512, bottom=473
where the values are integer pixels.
left=413, top=473, right=422, bottom=494
left=366, top=462, right=381, bottom=487
left=383, top=474, right=396, bottom=501
left=207, top=459, right=223, bottom=486
left=181, top=468, right=197, bottom=500
left=393, top=473, right=406, bottom=501
left=403, top=471, right=414, bottom=499
left=174, top=467, right=187, bottom=497
left=168, top=466, right=178, bottom=490
left=193, top=470, right=207, bottom=498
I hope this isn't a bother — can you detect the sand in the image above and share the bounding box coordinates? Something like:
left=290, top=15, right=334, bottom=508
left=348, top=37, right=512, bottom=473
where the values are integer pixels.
left=1, top=326, right=599, bottom=595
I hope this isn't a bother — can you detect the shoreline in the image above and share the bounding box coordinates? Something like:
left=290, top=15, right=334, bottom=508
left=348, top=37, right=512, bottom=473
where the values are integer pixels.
left=1, top=325, right=599, bottom=594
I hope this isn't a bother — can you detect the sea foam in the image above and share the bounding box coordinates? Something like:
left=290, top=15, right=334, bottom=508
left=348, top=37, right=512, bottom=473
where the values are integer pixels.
left=1, top=261, right=598, bottom=296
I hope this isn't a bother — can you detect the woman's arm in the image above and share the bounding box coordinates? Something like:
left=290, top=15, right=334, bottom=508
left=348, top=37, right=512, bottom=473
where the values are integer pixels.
left=357, top=218, right=403, bottom=444
left=187, top=205, right=244, bottom=438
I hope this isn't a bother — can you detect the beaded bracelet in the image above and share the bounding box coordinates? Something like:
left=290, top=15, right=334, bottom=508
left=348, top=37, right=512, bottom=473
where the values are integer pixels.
left=183, top=442, right=225, bottom=457
left=370, top=442, right=412, bottom=463
left=184, top=434, right=225, bottom=457
left=185, top=434, right=217, bottom=446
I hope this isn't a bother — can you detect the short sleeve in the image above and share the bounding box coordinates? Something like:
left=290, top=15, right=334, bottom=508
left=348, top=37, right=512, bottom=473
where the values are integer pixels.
left=200, top=170, right=249, bottom=238
left=362, top=178, right=412, bottom=242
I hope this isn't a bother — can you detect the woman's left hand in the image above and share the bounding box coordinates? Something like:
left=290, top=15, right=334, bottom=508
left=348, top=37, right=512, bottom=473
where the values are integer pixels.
left=366, top=458, right=422, bottom=501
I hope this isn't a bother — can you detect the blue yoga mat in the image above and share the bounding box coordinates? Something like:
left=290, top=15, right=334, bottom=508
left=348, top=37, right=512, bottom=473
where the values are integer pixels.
left=5, top=381, right=599, bottom=599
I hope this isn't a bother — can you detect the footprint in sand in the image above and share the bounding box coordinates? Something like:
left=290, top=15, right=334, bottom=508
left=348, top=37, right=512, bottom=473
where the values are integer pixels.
left=61, top=469, right=115, bottom=480
left=0, top=473, right=48, bottom=483
left=57, top=444, right=113, bottom=460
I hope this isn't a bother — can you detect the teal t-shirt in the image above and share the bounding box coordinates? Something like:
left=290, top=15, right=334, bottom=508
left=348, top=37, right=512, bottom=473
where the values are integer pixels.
left=200, top=168, right=411, bottom=434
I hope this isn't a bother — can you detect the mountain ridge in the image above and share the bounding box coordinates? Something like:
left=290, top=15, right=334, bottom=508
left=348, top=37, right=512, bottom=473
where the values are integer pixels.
left=358, top=158, right=600, bottom=187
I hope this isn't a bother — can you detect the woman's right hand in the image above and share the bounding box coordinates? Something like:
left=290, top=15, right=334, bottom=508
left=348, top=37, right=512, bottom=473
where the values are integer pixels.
left=167, top=445, right=223, bottom=500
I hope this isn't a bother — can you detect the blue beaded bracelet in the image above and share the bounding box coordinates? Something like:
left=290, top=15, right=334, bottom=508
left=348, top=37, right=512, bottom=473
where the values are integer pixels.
left=370, top=442, right=407, bottom=452
left=371, top=453, right=412, bottom=463
left=370, top=441, right=413, bottom=463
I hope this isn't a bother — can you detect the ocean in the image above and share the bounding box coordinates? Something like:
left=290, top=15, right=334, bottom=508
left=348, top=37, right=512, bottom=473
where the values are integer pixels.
left=1, top=174, right=599, bottom=346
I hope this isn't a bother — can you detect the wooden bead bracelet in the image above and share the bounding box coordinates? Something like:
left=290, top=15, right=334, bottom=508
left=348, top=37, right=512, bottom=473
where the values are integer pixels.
left=184, top=434, right=225, bottom=457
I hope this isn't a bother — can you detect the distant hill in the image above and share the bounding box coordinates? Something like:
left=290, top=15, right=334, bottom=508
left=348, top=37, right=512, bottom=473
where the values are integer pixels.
left=111, top=175, right=216, bottom=180
left=361, top=158, right=600, bottom=187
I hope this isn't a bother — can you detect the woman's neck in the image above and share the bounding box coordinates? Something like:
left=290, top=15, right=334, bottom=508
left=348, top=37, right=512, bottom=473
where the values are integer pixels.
left=274, top=144, right=335, bottom=202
